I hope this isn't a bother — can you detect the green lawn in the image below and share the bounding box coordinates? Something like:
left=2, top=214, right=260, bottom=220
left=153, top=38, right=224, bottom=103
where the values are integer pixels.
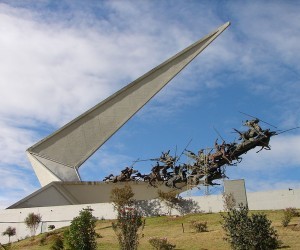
left=3, top=210, right=300, bottom=250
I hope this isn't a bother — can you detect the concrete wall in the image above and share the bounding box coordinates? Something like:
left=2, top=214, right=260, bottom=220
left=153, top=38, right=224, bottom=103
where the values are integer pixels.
left=247, top=189, right=300, bottom=210
left=1, top=188, right=299, bottom=244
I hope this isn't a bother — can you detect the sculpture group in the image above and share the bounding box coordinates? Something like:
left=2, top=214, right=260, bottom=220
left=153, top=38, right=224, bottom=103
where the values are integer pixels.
left=103, top=117, right=277, bottom=189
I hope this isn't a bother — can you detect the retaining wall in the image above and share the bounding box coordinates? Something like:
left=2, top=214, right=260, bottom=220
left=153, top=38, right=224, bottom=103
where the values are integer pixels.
left=1, top=188, right=299, bottom=244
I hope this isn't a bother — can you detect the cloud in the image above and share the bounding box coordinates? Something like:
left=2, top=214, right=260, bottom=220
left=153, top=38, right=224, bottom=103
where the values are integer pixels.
left=0, top=120, right=38, bottom=167
left=1, top=1, right=300, bottom=208
left=235, top=134, right=300, bottom=171
left=0, top=165, right=38, bottom=209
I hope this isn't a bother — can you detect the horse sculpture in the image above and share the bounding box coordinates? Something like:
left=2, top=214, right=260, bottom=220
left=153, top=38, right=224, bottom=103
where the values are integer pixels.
left=102, top=117, right=288, bottom=192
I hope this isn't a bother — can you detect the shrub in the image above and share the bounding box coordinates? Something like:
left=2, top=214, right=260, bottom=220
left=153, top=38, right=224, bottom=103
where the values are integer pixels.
left=24, top=213, right=42, bottom=236
left=110, top=184, right=135, bottom=210
left=112, top=207, right=145, bottom=250
left=65, top=207, right=97, bottom=250
left=222, top=192, right=236, bottom=211
left=282, top=211, right=292, bottom=227
left=2, top=226, right=16, bottom=243
left=149, top=237, right=176, bottom=250
left=282, top=207, right=299, bottom=227
left=285, top=207, right=300, bottom=217
left=190, top=221, right=208, bottom=232
left=222, top=205, right=280, bottom=250
left=48, top=225, right=55, bottom=230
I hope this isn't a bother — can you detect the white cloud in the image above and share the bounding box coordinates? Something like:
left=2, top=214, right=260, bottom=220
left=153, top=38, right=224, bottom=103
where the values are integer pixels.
left=0, top=165, right=38, bottom=209
left=236, top=134, right=300, bottom=171
left=1, top=1, right=300, bottom=208
left=0, top=121, right=35, bottom=167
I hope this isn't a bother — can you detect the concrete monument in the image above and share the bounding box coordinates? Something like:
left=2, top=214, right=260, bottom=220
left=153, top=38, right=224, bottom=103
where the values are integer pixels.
left=9, top=22, right=231, bottom=208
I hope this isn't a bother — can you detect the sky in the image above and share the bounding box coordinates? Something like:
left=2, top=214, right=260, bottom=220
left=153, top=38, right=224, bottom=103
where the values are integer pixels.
left=1, top=0, right=300, bottom=209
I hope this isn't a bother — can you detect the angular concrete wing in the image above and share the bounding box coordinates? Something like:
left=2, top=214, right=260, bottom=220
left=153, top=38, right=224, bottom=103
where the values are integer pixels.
left=27, top=22, right=230, bottom=187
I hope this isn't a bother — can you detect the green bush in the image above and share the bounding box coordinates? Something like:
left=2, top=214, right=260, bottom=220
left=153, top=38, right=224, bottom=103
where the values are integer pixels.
left=282, top=207, right=299, bottom=227
left=65, top=207, right=97, bottom=250
left=112, top=207, right=144, bottom=250
left=149, top=237, right=176, bottom=250
left=222, top=205, right=280, bottom=250
left=222, top=192, right=236, bottom=211
left=48, top=225, right=55, bottom=230
left=190, top=221, right=208, bottom=232
left=285, top=207, right=300, bottom=217
left=282, top=212, right=292, bottom=227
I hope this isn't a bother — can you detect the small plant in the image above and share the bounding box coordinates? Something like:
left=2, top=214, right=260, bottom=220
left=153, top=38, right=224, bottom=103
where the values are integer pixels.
left=24, top=212, right=42, bottom=236
left=222, top=192, right=236, bottom=211
left=65, top=207, right=97, bottom=250
left=190, top=221, right=208, bottom=232
left=281, top=207, right=299, bottom=227
left=48, top=225, right=55, bottom=230
left=112, top=207, right=145, bottom=250
left=282, top=211, right=292, bottom=227
left=285, top=207, right=299, bottom=217
left=149, top=237, right=176, bottom=250
left=222, top=205, right=280, bottom=250
left=110, top=184, right=135, bottom=210
left=2, top=226, right=16, bottom=243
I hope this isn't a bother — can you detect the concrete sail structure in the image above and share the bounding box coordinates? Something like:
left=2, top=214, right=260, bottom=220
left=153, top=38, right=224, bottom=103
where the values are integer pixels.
left=27, top=22, right=230, bottom=187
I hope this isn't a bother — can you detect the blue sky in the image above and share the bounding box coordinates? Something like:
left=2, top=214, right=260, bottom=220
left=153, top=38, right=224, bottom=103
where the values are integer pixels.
left=1, top=0, right=300, bottom=208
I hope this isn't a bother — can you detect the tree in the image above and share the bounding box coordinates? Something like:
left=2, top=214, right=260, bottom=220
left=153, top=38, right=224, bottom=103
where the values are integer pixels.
left=222, top=192, right=236, bottom=212
left=2, top=226, right=16, bottom=243
left=66, top=207, right=97, bottom=250
left=112, top=207, right=144, bottom=250
left=24, top=212, right=42, bottom=236
left=222, top=205, right=280, bottom=249
left=157, top=190, right=179, bottom=216
left=110, top=184, right=144, bottom=250
left=110, top=184, right=135, bottom=210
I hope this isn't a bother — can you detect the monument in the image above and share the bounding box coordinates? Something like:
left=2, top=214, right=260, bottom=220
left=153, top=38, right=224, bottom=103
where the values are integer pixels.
left=9, top=22, right=232, bottom=208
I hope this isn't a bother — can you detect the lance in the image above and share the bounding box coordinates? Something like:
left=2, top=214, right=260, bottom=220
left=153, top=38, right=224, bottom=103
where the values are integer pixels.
left=177, top=138, right=193, bottom=163
left=129, top=158, right=140, bottom=167
left=276, top=126, right=300, bottom=135
left=213, top=126, right=225, bottom=142
left=239, top=111, right=277, bottom=129
left=136, top=158, right=158, bottom=162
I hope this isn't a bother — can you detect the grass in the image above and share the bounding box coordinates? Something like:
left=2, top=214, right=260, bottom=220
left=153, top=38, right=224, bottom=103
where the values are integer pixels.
left=3, top=210, right=300, bottom=249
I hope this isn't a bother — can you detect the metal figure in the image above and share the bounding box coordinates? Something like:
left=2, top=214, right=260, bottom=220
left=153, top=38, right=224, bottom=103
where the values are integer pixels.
left=103, top=118, right=295, bottom=191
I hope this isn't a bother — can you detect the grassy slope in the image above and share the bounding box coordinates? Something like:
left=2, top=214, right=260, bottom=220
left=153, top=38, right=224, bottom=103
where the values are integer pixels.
left=4, top=210, right=300, bottom=250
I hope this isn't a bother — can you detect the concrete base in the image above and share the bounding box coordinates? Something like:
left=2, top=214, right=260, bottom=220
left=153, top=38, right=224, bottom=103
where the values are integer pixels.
left=8, top=181, right=187, bottom=208
left=1, top=188, right=299, bottom=244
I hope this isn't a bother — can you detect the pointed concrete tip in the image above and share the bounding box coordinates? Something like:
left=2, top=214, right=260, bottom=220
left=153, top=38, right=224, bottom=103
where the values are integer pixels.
left=212, top=21, right=230, bottom=36
left=220, top=21, right=231, bottom=30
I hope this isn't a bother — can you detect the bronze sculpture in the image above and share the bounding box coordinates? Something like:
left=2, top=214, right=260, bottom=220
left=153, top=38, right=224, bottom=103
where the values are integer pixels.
left=103, top=117, right=297, bottom=190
